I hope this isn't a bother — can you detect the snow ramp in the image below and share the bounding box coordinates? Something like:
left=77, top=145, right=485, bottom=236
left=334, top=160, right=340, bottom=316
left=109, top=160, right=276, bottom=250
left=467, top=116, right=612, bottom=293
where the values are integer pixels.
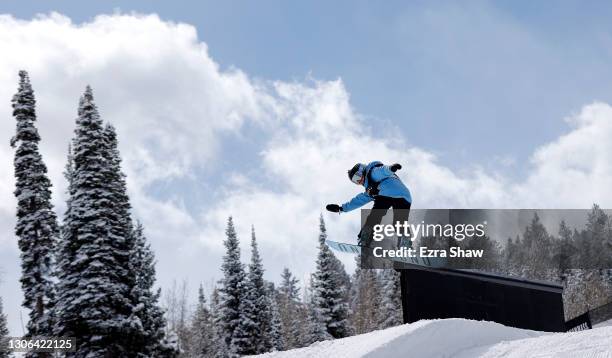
left=254, top=318, right=612, bottom=358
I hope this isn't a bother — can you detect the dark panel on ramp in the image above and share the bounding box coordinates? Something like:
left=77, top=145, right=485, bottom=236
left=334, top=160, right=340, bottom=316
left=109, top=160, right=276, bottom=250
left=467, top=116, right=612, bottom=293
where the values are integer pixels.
left=400, top=268, right=566, bottom=332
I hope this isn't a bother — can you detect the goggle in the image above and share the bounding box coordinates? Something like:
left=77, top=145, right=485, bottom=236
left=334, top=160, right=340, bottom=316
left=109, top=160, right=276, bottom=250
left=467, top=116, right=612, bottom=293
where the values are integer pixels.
left=350, top=170, right=364, bottom=185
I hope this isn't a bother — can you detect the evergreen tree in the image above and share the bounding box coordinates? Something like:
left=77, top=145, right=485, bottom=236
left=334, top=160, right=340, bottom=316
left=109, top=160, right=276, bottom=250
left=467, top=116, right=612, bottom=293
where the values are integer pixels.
left=265, top=283, right=284, bottom=352
left=210, top=289, right=225, bottom=358
left=160, top=330, right=180, bottom=358
left=0, top=297, right=11, bottom=358
left=232, top=227, right=270, bottom=355
left=521, top=213, right=553, bottom=280
left=349, top=257, right=380, bottom=334
left=278, top=268, right=302, bottom=349
left=130, top=222, right=169, bottom=356
left=279, top=268, right=300, bottom=304
left=54, top=87, right=139, bottom=357
left=104, top=123, right=162, bottom=354
left=461, top=235, right=501, bottom=271
left=191, top=284, right=213, bottom=357
left=554, top=220, right=575, bottom=274
left=217, top=217, right=246, bottom=357
left=585, top=204, right=612, bottom=269
left=102, top=123, right=134, bottom=254
left=10, top=71, right=58, bottom=344
left=310, top=215, right=351, bottom=339
left=377, top=269, right=403, bottom=329
left=304, top=303, right=331, bottom=344
left=330, top=250, right=352, bottom=305
left=503, top=235, right=524, bottom=277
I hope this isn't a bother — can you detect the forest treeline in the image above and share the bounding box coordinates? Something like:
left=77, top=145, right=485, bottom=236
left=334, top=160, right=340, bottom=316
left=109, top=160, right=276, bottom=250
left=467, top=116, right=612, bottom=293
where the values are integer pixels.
left=160, top=216, right=403, bottom=357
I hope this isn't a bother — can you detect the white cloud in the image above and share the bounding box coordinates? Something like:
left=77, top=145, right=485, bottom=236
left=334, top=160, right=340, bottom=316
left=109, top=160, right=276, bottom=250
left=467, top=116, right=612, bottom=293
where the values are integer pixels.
left=515, top=103, right=612, bottom=207
left=0, top=13, right=271, bottom=191
left=1, top=12, right=612, bottom=335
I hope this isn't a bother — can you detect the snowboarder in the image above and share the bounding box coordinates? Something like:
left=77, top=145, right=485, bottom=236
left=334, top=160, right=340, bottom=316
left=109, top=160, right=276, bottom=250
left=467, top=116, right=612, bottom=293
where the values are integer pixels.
left=326, top=161, right=412, bottom=247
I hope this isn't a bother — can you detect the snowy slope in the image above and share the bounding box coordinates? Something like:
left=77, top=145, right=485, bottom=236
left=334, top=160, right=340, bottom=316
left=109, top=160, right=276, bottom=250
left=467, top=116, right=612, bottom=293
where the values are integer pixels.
left=255, top=319, right=612, bottom=358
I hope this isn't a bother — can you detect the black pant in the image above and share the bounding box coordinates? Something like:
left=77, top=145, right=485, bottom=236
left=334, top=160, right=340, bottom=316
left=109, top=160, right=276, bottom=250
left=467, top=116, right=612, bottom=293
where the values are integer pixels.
left=358, top=196, right=411, bottom=247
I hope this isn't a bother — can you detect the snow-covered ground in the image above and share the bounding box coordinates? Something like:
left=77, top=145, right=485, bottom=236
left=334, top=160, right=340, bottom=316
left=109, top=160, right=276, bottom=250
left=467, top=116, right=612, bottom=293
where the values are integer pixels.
left=255, top=319, right=612, bottom=358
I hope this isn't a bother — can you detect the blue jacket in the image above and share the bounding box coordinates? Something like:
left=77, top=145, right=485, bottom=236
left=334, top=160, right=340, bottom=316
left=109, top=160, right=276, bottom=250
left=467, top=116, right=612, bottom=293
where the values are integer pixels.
left=341, top=161, right=412, bottom=212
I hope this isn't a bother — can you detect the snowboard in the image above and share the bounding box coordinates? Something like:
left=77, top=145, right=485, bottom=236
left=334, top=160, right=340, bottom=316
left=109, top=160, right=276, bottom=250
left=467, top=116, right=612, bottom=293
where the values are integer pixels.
left=325, top=239, right=444, bottom=269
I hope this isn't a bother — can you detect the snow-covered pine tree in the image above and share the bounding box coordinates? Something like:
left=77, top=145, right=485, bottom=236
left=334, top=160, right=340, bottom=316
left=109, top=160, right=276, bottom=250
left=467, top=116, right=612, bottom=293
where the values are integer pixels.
left=377, top=269, right=403, bottom=329
left=102, top=123, right=134, bottom=252
left=279, top=268, right=300, bottom=305
left=585, top=204, right=612, bottom=270
left=232, top=226, right=270, bottom=355
left=130, top=222, right=169, bottom=356
left=278, top=268, right=302, bottom=349
left=304, top=303, right=331, bottom=345
left=265, top=282, right=284, bottom=352
left=558, top=221, right=573, bottom=261
left=191, top=284, right=213, bottom=357
left=54, top=86, right=139, bottom=357
left=10, top=71, right=58, bottom=343
left=102, top=123, right=151, bottom=352
left=524, top=213, right=553, bottom=280
left=580, top=205, right=612, bottom=308
left=218, top=217, right=246, bottom=357
left=349, top=256, right=380, bottom=334
left=330, top=251, right=351, bottom=304
left=310, top=215, right=351, bottom=339
left=554, top=220, right=575, bottom=280
left=160, top=330, right=180, bottom=358
left=104, top=124, right=170, bottom=354
left=210, top=288, right=225, bottom=358
left=0, top=297, right=11, bottom=358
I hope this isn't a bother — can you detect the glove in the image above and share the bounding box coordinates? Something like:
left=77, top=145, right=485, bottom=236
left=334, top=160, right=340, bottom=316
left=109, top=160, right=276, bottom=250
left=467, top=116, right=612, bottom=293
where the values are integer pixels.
left=326, top=204, right=342, bottom=213
left=390, top=163, right=402, bottom=172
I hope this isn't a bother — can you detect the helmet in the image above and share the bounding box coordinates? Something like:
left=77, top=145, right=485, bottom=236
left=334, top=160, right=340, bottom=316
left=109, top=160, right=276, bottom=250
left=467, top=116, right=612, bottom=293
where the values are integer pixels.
left=348, top=163, right=366, bottom=185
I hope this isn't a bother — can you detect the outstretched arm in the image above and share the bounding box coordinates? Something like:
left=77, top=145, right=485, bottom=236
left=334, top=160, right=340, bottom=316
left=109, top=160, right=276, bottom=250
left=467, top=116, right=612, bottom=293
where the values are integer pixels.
left=327, top=193, right=373, bottom=213
left=340, top=192, right=374, bottom=212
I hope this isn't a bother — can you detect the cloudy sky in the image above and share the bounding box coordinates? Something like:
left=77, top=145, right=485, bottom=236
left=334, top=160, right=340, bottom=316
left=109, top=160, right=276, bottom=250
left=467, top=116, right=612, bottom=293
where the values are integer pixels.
left=1, top=1, right=612, bottom=335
